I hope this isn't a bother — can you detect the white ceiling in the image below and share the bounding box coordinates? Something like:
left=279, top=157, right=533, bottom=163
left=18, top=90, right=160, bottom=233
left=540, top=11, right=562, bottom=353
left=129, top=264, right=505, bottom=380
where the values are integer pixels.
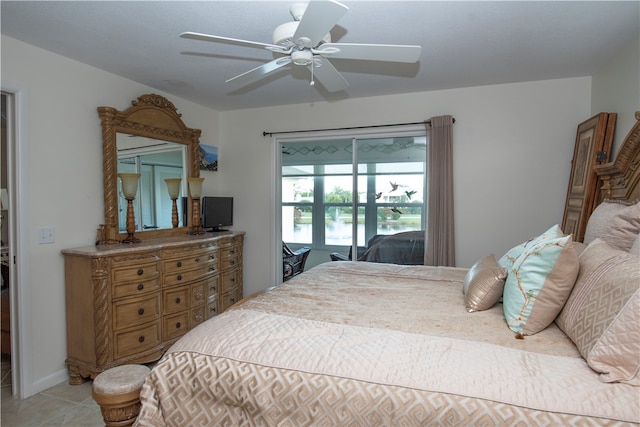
left=2, top=1, right=638, bottom=111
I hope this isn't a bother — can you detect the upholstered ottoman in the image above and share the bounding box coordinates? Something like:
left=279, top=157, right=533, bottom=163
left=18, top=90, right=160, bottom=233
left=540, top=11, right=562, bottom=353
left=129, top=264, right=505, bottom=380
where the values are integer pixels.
left=92, top=364, right=150, bottom=427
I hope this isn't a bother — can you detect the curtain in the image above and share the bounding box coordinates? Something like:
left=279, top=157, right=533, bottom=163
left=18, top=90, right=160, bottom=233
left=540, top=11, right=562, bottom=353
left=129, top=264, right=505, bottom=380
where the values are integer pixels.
left=424, top=115, right=455, bottom=266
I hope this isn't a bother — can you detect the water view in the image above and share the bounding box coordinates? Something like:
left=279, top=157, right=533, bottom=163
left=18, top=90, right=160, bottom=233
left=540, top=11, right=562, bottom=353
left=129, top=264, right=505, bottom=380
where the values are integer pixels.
left=289, top=220, right=419, bottom=247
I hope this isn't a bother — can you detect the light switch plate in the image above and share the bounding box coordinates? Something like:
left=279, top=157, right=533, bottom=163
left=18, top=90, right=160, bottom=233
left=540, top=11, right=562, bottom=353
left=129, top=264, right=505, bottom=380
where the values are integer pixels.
left=37, top=226, right=55, bottom=244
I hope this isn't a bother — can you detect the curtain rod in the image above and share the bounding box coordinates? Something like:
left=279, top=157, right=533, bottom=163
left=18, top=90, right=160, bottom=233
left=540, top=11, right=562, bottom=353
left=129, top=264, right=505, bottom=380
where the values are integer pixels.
left=262, top=117, right=455, bottom=137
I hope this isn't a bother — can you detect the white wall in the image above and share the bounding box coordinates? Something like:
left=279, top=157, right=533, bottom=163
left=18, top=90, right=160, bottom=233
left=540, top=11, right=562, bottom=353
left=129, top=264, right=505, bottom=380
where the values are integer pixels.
left=1, top=35, right=221, bottom=396
left=591, top=33, right=640, bottom=156
left=220, top=77, right=592, bottom=296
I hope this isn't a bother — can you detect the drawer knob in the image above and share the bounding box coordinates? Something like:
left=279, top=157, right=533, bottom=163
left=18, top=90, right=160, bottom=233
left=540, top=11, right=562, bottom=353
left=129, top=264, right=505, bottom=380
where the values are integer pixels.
left=137, top=269, right=144, bottom=276
left=210, top=307, right=217, bottom=313
left=138, top=336, right=145, bottom=343
left=175, top=297, right=181, bottom=304
left=138, top=308, right=145, bottom=315
left=177, top=275, right=182, bottom=281
left=195, top=257, right=201, bottom=263
left=210, top=267, right=216, bottom=272
left=137, top=284, right=144, bottom=291
left=175, top=322, right=182, bottom=329
left=209, top=254, right=215, bottom=260
left=210, top=285, right=217, bottom=292
left=176, top=261, right=182, bottom=268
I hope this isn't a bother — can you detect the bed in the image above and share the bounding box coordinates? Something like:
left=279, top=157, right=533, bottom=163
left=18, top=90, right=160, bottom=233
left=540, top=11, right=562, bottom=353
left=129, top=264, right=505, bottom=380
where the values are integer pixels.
left=134, top=113, right=640, bottom=426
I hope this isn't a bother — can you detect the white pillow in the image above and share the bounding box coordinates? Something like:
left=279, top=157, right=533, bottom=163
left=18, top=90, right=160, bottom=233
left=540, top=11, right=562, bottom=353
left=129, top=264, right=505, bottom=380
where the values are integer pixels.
left=556, top=239, right=640, bottom=385
left=584, top=200, right=640, bottom=251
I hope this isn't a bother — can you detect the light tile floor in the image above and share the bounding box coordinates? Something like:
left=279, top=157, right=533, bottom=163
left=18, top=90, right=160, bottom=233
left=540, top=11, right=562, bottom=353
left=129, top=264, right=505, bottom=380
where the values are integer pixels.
left=1, top=357, right=104, bottom=427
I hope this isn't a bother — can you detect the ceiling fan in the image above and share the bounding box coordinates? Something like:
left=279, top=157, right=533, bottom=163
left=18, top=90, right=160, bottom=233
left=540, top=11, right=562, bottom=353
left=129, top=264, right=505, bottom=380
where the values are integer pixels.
left=180, top=0, right=422, bottom=92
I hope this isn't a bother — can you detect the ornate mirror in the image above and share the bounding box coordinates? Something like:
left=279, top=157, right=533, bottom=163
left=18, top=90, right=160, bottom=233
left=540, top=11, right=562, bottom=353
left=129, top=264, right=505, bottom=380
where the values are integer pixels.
left=98, top=94, right=201, bottom=243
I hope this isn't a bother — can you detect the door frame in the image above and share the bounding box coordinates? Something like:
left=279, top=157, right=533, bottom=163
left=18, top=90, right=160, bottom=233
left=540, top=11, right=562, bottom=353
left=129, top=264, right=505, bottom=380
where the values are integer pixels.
left=2, top=85, right=33, bottom=398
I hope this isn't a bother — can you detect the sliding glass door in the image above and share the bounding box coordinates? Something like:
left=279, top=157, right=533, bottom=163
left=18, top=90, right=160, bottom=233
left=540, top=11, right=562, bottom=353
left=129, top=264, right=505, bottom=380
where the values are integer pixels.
left=281, top=131, right=427, bottom=260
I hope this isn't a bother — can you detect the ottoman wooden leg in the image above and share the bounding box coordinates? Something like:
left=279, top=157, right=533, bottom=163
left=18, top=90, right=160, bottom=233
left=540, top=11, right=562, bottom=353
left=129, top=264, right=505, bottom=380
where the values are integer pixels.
left=92, top=365, right=150, bottom=427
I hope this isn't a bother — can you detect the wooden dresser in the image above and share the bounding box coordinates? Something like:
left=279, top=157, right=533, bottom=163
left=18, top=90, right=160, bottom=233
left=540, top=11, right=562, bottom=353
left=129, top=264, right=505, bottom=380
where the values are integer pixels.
left=62, top=232, right=244, bottom=384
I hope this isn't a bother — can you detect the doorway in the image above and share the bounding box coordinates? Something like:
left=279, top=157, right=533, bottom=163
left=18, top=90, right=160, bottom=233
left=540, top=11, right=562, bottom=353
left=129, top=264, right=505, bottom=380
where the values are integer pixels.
left=1, top=92, right=12, bottom=395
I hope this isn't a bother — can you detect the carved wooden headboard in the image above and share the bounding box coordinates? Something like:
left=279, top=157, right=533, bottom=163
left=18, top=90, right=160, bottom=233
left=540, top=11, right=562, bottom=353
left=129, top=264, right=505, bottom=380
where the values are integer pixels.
left=594, top=111, right=640, bottom=203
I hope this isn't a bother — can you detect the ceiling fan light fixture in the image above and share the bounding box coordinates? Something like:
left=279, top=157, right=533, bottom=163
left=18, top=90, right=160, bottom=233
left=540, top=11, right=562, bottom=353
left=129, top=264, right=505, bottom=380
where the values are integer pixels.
left=291, top=50, right=313, bottom=66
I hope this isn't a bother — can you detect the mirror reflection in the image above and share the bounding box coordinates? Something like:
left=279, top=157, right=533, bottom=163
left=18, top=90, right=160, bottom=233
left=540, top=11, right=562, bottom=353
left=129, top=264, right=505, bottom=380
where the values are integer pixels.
left=116, top=133, right=187, bottom=232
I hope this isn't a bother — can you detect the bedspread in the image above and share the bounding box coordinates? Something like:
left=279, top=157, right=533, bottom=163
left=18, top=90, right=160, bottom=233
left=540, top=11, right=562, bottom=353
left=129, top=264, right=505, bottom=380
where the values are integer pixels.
left=136, top=262, right=640, bottom=426
left=238, top=261, right=580, bottom=356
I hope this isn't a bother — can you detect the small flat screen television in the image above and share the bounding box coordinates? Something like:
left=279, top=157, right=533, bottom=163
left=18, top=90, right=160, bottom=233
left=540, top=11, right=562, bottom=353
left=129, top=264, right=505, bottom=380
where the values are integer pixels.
left=202, top=196, right=233, bottom=232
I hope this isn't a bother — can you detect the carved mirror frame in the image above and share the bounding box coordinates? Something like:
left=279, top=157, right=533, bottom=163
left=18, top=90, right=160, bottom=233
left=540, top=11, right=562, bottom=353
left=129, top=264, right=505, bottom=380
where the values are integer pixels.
left=98, top=94, right=201, bottom=243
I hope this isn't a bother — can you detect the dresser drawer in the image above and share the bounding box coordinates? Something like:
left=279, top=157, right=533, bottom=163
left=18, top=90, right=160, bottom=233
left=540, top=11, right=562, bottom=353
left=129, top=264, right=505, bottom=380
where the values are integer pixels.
left=161, top=241, right=218, bottom=257
left=112, top=277, right=160, bottom=299
left=220, top=255, right=239, bottom=271
left=113, top=294, right=161, bottom=330
left=220, top=244, right=240, bottom=262
left=220, top=270, right=240, bottom=294
left=114, top=322, right=161, bottom=359
left=219, top=288, right=240, bottom=312
left=164, top=264, right=218, bottom=287
left=162, top=250, right=218, bottom=274
left=163, top=286, right=189, bottom=315
left=163, top=312, right=189, bottom=341
left=112, top=261, right=160, bottom=283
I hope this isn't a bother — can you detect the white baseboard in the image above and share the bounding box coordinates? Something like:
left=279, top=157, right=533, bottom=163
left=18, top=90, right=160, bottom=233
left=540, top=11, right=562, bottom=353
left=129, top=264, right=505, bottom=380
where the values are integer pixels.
left=30, top=368, right=70, bottom=396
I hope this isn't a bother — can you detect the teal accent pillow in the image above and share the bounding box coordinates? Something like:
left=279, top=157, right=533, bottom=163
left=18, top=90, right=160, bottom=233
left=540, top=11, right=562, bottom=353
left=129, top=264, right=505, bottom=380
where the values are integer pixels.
left=502, top=233, right=579, bottom=335
left=498, top=224, right=562, bottom=271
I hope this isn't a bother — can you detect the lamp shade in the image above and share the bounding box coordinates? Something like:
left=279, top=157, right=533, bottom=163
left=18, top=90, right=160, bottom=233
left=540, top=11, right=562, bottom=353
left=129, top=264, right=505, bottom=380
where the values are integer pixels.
left=118, top=173, right=140, bottom=198
left=164, top=178, right=182, bottom=199
left=188, top=177, right=205, bottom=198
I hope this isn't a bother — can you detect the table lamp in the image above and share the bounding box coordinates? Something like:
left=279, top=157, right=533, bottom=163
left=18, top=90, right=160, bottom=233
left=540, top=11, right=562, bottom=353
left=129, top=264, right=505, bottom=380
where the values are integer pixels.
left=164, top=178, right=182, bottom=228
left=188, top=177, right=205, bottom=235
left=118, top=173, right=141, bottom=243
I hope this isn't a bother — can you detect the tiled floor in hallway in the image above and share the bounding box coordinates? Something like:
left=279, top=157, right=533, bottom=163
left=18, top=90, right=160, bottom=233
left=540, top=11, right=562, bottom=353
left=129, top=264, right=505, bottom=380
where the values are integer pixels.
left=1, top=356, right=104, bottom=427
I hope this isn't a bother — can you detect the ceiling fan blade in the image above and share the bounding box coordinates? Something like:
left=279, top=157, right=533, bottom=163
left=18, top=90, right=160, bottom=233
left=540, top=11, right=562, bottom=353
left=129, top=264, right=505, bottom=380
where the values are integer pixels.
left=180, top=32, right=288, bottom=53
left=315, top=43, right=422, bottom=63
left=309, top=58, right=349, bottom=92
left=226, top=57, right=292, bottom=86
left=293, top=0, right=348, bottom=48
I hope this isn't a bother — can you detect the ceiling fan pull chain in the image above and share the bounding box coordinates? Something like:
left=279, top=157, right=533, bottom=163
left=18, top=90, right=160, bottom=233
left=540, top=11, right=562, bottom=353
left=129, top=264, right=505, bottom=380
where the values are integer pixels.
left=310, top=59, right=315, bottom=87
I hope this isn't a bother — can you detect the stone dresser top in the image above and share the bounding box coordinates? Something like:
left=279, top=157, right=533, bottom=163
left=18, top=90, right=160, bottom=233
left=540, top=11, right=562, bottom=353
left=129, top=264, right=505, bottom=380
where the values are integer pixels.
left=62, top=230, right=244, bottom=257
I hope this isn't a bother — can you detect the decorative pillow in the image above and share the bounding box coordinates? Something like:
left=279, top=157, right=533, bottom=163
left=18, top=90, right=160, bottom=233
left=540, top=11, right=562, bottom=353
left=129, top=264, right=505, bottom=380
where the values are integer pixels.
left=583, top=199, right=640, bottom=251
left=556, top=239, right=640, bottom=385
left=502, top=233, right=578, bottom=335
left=462, top=254, right=507, bottom=312
left=498, top=224, right=562, bottom=271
